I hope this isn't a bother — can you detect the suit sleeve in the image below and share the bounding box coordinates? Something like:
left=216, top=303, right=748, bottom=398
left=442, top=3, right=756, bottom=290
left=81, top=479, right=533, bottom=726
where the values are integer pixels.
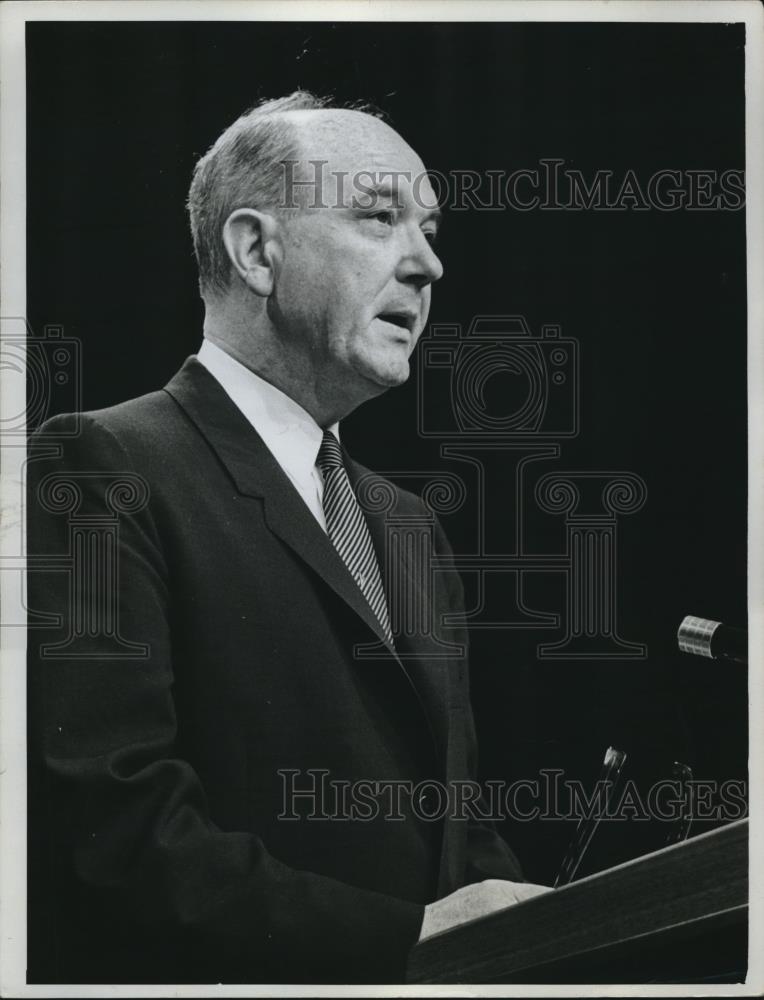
left=27, top=413, right=423, bottom=983
left=431, top=514, right=526, bottom=886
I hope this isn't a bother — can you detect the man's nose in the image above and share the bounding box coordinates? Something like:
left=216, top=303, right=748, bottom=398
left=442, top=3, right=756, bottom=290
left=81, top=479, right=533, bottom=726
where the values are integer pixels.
left=396, top=228, right=444, bottom=287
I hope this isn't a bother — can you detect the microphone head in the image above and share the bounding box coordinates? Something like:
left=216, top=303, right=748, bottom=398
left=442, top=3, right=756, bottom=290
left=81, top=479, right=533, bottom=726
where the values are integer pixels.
left=677, top=615, right=722, bottom=658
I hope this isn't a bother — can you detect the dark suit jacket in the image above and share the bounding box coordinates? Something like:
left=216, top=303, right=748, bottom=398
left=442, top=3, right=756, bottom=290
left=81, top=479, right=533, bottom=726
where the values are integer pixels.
left=26, top=358, right=523, bottom=984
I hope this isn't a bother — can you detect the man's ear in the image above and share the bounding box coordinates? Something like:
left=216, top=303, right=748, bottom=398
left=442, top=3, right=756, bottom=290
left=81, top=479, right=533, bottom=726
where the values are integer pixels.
left=222, top=208, right=281, bottom=296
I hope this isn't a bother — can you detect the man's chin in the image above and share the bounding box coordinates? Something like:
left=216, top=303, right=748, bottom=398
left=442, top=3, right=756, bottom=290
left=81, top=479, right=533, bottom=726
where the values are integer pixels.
left=370, top=365, right=411, bottom=391
left=355, top=356, right=411, bottom=392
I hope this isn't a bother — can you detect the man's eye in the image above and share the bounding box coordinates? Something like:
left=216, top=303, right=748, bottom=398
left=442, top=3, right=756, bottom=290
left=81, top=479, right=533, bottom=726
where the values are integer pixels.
left=368, top=210, right=395, bottom=226
left=423, top=229, right=439, bottom=247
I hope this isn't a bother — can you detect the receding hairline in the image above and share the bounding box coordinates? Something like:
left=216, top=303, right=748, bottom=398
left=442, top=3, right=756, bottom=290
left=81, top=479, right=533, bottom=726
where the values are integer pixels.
left=270, top=107, right=417, bottom=156
left=271, top=108, right=428, bottom=187
left=271, top=106, right=395, bottom=129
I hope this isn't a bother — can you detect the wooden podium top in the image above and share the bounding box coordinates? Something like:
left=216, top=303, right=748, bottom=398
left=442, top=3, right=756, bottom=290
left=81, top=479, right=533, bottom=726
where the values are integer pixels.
left=408, top=819, right=748, bottom=984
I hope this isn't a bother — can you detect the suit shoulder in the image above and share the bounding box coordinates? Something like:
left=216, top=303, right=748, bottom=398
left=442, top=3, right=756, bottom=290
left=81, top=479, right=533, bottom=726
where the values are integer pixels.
left=35, top=389, right=185, bottom=452
left=87, top=388, right=181, bottom=438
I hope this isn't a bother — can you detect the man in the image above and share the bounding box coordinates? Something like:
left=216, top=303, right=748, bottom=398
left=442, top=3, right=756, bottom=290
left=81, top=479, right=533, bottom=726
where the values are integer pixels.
left=27, top=92, right=547, bottom=985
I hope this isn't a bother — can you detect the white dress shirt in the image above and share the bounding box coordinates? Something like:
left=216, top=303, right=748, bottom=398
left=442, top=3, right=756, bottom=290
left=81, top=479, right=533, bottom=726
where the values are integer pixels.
left=197, top=338, right=338, bottom=531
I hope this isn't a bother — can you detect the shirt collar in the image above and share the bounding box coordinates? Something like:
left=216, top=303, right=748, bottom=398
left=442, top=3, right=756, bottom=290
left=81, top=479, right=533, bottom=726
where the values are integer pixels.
left=197, top=338, right=339, bottom=486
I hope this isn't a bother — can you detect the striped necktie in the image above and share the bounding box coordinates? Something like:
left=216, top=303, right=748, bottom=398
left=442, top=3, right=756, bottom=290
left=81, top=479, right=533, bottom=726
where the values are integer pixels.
left=316, top=430, right=394, bottom=647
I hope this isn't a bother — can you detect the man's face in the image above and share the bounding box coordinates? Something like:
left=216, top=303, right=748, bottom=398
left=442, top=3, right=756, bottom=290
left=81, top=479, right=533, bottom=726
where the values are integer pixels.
left=269, top=112, right=443, bottom=399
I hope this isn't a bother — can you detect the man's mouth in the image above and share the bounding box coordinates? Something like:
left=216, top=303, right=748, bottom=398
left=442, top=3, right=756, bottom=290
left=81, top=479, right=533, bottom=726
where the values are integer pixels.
left=376, top=311, right=416, bottom=333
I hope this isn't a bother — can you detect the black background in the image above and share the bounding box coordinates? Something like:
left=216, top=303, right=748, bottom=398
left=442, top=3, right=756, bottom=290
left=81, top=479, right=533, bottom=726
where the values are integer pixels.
left=27, top=20, right=747, bottom=883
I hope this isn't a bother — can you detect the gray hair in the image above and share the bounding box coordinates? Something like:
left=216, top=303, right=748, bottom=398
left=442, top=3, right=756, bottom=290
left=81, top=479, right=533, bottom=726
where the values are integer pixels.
left=187, top=91, right=384, bottom=299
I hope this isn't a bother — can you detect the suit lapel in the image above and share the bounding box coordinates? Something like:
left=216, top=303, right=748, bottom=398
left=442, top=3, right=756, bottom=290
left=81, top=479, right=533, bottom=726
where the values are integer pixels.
left=345, top=454, right=454, bottom=765
left=164, top=358, right=397, bottom=653
left=165, top=357, right=452, bottom=763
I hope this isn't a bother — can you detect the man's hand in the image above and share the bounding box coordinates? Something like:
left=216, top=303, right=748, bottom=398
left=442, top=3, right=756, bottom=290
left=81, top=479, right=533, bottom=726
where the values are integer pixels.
left=418, top=879, right=552, bottom=942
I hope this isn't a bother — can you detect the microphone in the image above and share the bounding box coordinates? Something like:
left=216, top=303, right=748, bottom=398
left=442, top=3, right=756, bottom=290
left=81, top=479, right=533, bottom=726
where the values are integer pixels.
left=677, top=615, right=747, bottom=664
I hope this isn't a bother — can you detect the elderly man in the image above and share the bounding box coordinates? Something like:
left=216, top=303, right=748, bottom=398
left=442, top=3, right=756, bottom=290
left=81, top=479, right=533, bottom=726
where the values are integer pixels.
left=27, top=92, right=546, bottom=985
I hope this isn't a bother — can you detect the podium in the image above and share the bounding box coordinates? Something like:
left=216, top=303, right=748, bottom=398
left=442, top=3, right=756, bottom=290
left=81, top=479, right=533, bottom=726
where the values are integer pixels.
left=408, top=819, right=748, bottom=984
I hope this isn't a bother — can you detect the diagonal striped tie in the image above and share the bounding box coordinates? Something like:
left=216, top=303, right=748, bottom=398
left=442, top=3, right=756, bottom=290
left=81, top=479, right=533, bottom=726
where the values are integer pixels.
left=316, top=430, right=394, bottom=647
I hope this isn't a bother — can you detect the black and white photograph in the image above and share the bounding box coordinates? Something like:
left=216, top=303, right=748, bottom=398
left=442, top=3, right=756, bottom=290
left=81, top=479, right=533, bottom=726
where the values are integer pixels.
left=0, top=0, right=761, bottom=993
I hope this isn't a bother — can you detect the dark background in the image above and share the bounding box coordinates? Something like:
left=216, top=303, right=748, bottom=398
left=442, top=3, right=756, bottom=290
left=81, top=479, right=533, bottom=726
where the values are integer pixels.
left=27, top=20, right=747, bottom=883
